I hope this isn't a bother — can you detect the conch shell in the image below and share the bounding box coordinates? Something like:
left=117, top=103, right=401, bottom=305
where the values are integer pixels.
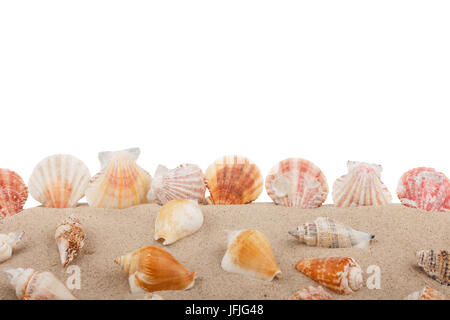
left=288, top=286, right=334, bottom=300
left=295, top=257, right=363, bottom=294
left=154, top=199, right=204, bottom=245
left=148, top=164, right=206, bottom=205
left=332, top=161, right=392, bottom=207
left=28, top=154, right=91, bottom=208
left=0, top=169, right=28, bottom=218
left=265, top=158, right=328, bottom=208
left=416, top=249, right=449, bottom=285
left=205, top=155, right=263, bottom=204
left=55, top=215, right=85, bottom=267
left=85, top=148, right=152, bottom=209
left=221, top=229, right=281, bottom=281
left=114, top=246, right=196, bottom=293
left=405, top=286, right=448, bottom=300
left=3, top=267, right=76, bottom=300
left=0, top=232, right=24, bottom=263
left=289, top=217, right=374, bottom=248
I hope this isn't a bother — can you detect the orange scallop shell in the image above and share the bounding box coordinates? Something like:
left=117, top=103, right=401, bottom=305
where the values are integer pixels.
left=0, top=169, right=28, bottom=218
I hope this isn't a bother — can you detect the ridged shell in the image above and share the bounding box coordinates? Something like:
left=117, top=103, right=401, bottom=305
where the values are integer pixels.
left=0, top=169, right=28, bottom=218
left=114, top=246, right=196, bottom=293
left=147, top=164, right=206, bottom=205
left=0, top=232, right=24, bottom=263
left=55, top=215, right=85, bottom=267
left=154, top=199, right=204, bottom=245
left=28, top=155, right=90, bottom=208
left=332, top=161, right=392, bottom=207
left=205, top=155, right=263, bottom=204
left=289, top=217, right=374, bottom=248
left=265, top=158, right=328, bottom=208
left=405, top=286, right=449, bottom=300
left=288, top=286, right=334, bottom=300
left=3, top=267, right=76, bottom=300
left=85, top=148, right=152, bottom=209
left=221, top=229, right=281, bottom=281
left=397, top=167, right=449, bottom=212
left=416, top=250, right=449, bottom=285
left=295, top=257, right=363, bottom=294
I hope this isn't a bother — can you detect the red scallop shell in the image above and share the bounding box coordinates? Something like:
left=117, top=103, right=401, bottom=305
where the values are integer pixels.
left=0, top=169, right=28, bottom=218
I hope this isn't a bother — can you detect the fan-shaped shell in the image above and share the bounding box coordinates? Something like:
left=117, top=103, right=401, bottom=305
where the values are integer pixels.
left=0, top=169, right=28, bottom=218
left=405, top=286, right=448, bottom=300
left=0, top=232, right=24, bottom=263
left=147, top=164, right=205, bottom=205
left=265, top=158, right=328, bottom=208
left=55, top=215, right=85, bottom=267
left=85, top=148, right=152, bottom=209
left=28, top=155, right=90, bottom=208
left=288, top=286, right=334, bottom=300
left=205, top=155, right=263, bottom=204
left=332, top=161, right=392, bottom=207
left=416, top=249, right=449, bottom=285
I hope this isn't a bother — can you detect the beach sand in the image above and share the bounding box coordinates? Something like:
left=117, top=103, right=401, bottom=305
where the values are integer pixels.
left=0, top=203, right=448, bottom=300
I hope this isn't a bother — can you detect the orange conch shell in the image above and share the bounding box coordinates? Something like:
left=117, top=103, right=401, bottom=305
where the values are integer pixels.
left=288, top=286, right=334, bottom=300
left=0, top=169, right=28, bottom=218
left=416, top=249, right=449, bottom=285
left=405, top=286, right=449, bottom=300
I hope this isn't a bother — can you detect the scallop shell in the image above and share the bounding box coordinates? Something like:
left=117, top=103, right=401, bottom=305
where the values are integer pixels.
left=295, top=257, right=363, bottom=294
left=288, top=286, right=334, bottom=300
left=405, top=286, right=449, bottom=300
left=0, top=232, right=24, bottom=263
left=289, top=217, right=374, bottom=248
left=55, top=215, right=85, bottom=267
left=114, top=246, right=196, bottom=293
left=0, top=169, right=28, bottom=218
left=332, top=161, right=392, bottom=207
left=3, top=267, right=76, bottom=300
left=221, top=229, right=281, bottom=281
left=204, top=155, right=263, bottom=204
left=397, top=167, right=449, bottom=212
left=85, top=148, right=152, bottom=209
left=147, top=164, right=206, bottom=205
left=28, top=154, right=90, bottom=208
left=265, top=158, right=328, bottom=208
left=154, top=199, right=204, bottom=245
left=416, top=249, right=449, bottom=285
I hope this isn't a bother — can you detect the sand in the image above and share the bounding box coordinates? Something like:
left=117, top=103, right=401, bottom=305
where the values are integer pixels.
left=0, top=203, right=448, bottom=300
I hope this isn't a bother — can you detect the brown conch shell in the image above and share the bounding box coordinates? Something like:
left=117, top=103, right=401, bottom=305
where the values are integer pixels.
left=288, top=286, right=334, bottom=300
left=405, top=286, right=449, bottom=300
left=416, top=250, right=449, bottom=285
left=55, top=215, right=85, bottom=267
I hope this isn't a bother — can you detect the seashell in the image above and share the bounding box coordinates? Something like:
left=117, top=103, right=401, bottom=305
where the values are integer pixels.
left=289, top=217, right=374, bottom=248
left=204, top=155, right=263, bottom=204
left=3, top=267, right=76, bottom=300
left=0, top=169, right=28, bottom=218
left=147, top=164, right=206, bottom=205
left=288, top=286, right=334, bottom=300
left=85, top=148, right=152, bottom=209
left=265, top=158, right=328, bottom=208
left=28, top=154, right=90, bottom=208
left=397, top=167, right=449, bottom=212
left=140, top=293, right=165, bottom=300
left=332, top=161, right=392, bottom=207
left=0, top=232, right=24, bottom=263
left=416, top=249, right=449, bottom=285
left=405, top=286, right=449, bottom=300
left=114, top=246, right=196, bottom=293
left=55, top=215, right=86, bottom=267
left=295, top=257, right=363, bottom=294
left=154, top=199, right=204, bottom=245
left=221, top=229, right=281, bottom=281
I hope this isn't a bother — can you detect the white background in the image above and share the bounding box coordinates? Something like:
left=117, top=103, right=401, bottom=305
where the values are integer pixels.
left=0, top=1, right=448, bottom=208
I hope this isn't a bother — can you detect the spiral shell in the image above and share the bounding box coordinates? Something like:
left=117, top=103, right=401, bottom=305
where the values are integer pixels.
left=55, top=215, right=85, bottom=267
left=0, top=169, right=28, bottom=218
left=288, top=286, right=334, bottom=300
left=405, top=286, right=448, bottom=300
left=0, top=232, right=24, bottom=263
left=416, top=249, right=449, bottom=285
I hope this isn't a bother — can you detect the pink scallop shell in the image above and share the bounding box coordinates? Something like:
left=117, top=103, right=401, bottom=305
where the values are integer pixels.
left=0, top=169, right=28, bottom=218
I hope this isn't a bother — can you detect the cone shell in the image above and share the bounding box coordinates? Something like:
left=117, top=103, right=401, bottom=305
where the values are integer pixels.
left=265, top=158, right=328, bottom=208
left=205, top=155, right=263, bottom=204
left=295, top=257, right=363, bottom=294
left=55, top=215, right=85, bottom=267
left=0, top=169, right=28, bottom=218
left=85, top=148, right=152, bottom=209
left=0, top=232, right=24, bottom=263
left=405, top=286, right=449, bottom=300
left=28, top=154, right=90, bottom=208
left=154, top=199, right=204, bottom=245
left=289, top=217, right=374, bottom=248
left=3, top=267, right=76, bottom=300
left=147, top=164, right=206, bottom=205
left=332, top=161, right=392, bottom=207
left=114, top=246, right=196, bottom=293
left=416, top=250, right=449, bottom=285
left=221, top=229, right=281, bottom=281
left=288, top=286, right=334, bottom=300
left=397, top=167, right=449, bottom=212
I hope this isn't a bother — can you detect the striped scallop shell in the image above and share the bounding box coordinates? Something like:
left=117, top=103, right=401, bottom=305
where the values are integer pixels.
left=147, top=164, right=205, bottom=205
left=85, top=148, right=152, bottom=209
left=416, top=249, right=449, bottom=286
left=205, top=155, right=263, bottom=204
left=265, top=158, right=328, bottom=208
left=0, top=169, right=28, bottom=218
left=29, top=155, right=90, bottom=208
